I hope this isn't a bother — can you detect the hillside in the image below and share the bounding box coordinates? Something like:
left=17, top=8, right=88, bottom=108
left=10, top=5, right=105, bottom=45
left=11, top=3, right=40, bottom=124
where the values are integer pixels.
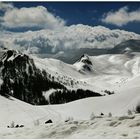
left=0, top=25, right=140, bottom=139
left=0, top=73, right=140, bottom=138
left=0, top=49, right=101, bottom=105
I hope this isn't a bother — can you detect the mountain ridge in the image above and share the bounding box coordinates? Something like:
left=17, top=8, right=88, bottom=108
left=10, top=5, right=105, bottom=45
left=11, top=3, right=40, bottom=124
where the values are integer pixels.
left=0, top=49, right=101, bottom=105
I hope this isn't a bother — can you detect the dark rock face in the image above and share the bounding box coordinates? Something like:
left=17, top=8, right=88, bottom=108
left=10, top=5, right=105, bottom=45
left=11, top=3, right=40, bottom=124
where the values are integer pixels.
left=0, top=50, right=65, bottom=105
left=78, top=54, right=93, bottom=72
left=45, top=119, right=53, bottom=124
left=81, top=59, right=92, bottom=65
left=0, top=49, right=101, bottom=105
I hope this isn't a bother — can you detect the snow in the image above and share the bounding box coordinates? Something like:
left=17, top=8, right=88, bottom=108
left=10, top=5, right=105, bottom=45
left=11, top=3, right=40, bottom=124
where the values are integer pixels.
left=0, top=114, right=140, bottom=138
left=42, top=89, right=56, bottom=101
left=30, top=52, right=140, bottom=94
left=1, top=48, right=140, bottom=117
left=46, top=76, right=140, bottom=120
left=0, top=95, right=61, bottom=128
left=0, top=70, right=140, bottom=138
left=1, top=25, right=140, bottom=138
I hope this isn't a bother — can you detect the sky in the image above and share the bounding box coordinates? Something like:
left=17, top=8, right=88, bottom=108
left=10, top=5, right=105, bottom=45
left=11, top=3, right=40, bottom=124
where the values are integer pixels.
left=0, top=2, right=140, bottom=34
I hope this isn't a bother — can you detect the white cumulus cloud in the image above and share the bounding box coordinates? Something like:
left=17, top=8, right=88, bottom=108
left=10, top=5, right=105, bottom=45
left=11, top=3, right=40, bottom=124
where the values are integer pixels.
left=102, top=6, right=140, bottom=26
left=0, top=5, right=65, bottom=30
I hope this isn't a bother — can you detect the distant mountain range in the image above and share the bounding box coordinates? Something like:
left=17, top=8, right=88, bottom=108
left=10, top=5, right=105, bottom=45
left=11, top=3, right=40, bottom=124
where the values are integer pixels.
left=108, top=39, right=140, bottom=54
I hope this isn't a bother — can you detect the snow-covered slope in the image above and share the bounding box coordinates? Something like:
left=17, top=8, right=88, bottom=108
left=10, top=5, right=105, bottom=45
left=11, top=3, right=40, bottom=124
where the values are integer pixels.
left=0, top=95, right=61, bottom=127
left=2, top=39, right=138, bottom=94
left=0, top=73, right=140, bottom=138
left=1, top=114, right=140, bottom=139
left=1, top=50, right=140, bottom=138
left=0, top=47, right=136, bottom=95
left=1, top=25, right=140, bottom=138
left=49, top=78, right=140, bottom=119
left=0, top=50, right=140, bottom=123
left=31, top=51, right=140, bottom=93
left=0, top=49, right=102, bottom=105
left=1, top=52, right=140, bottom=122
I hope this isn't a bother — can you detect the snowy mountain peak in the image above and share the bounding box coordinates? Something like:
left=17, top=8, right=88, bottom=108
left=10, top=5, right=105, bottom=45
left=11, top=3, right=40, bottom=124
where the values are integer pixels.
left=80, top=54, right=92, bottom=65
left=0, top=49, right=23, bottom=63
left=74, top=54, right=93, bottom=73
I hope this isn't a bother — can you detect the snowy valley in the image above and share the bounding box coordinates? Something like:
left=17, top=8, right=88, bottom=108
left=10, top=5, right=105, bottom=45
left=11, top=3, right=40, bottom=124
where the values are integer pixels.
left=0, top=25, right=140, bottom=138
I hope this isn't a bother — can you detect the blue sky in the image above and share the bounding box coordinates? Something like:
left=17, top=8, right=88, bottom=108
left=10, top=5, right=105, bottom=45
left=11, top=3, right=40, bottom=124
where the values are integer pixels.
left=1, top=2, right=140, bottom=34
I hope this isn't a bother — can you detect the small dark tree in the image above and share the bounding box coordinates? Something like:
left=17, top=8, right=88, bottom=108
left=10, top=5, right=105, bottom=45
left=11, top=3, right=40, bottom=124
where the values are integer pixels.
left=136, top=103, right=140, bottom=113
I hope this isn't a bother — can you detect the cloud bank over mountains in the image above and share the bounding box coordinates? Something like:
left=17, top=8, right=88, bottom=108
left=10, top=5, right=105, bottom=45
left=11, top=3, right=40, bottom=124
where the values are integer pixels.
left=0, top=24, right=140, bottom=59
left=0, top=2, right=140, bottom=63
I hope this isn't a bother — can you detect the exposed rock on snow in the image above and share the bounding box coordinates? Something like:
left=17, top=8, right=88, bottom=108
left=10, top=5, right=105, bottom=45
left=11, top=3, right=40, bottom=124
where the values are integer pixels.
left=74, top=54, right=94, bottom=73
